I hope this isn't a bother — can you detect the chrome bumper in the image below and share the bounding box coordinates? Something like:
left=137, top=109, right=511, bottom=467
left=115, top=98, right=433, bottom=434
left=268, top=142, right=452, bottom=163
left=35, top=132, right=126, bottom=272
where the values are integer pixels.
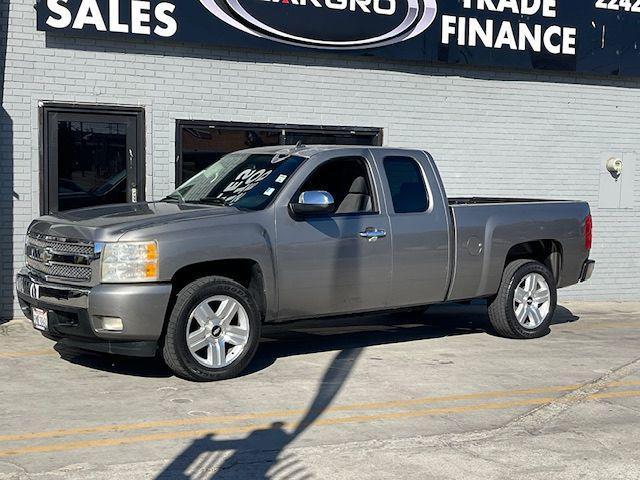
left=580, top=260, right=595, bottom=282
left=16, top=268, right=90, bottom=310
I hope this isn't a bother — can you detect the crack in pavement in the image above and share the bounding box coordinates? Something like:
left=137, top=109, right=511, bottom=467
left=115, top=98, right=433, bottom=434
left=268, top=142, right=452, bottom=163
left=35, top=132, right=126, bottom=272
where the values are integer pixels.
left=0, top=460, right=28, bottom=477
left=501, top=355, right=640, bottom=435
left=283, top=354, right=640, bottom=456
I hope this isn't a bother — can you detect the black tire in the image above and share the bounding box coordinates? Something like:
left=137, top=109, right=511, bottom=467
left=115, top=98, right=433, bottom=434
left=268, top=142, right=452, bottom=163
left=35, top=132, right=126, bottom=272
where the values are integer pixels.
left=487, top=259, right=557, bottom=339
left=162, top=276, right=261, bottom=381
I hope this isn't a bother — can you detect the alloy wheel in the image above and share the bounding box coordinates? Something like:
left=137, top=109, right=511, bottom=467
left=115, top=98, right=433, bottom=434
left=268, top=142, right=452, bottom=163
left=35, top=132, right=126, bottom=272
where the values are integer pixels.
left=185, top=295, right=250, bottom=368
left=512, top=273, right=551, bottom=330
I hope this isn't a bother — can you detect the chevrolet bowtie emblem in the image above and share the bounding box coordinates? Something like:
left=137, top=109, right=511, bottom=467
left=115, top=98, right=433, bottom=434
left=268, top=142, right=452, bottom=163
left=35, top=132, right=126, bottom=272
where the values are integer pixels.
left=42, top=248, right=53, bottom=264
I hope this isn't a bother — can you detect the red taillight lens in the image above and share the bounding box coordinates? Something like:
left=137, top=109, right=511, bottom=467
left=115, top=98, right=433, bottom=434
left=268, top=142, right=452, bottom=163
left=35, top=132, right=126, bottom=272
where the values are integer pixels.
left=584, top=215, right=592, bottom=251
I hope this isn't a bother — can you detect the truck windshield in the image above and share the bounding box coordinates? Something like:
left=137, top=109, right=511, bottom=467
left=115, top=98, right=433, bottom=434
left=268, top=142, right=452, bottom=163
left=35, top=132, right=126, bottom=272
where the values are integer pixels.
left=165, top=152, right=306, bottom=210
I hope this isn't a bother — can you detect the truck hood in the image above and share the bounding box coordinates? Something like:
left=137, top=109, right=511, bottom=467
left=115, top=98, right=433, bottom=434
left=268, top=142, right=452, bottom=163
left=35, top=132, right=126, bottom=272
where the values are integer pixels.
left=29, top=202, right=241, bottom=242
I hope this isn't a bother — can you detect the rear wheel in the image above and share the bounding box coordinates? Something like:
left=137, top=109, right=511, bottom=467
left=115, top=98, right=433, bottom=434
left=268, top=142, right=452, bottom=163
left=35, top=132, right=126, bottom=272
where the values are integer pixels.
left=488, top=260, right=557, bottom=339
left=162, top=276, right=261, bottom=381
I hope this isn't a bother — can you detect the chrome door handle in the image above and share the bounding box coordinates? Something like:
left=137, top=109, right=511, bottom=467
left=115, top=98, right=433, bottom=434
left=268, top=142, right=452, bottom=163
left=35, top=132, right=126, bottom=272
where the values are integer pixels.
left=359, top=228, right=387, bottom=241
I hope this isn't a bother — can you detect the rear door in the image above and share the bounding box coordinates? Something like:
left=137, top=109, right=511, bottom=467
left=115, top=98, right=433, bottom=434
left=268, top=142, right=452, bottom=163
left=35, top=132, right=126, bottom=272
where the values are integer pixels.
left=372, top=149, right=452, bottom=306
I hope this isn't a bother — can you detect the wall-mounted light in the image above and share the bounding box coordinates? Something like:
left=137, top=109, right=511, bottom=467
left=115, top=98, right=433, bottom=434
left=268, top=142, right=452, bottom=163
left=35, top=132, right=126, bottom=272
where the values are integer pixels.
left=606, top=157, right=623, bottom=179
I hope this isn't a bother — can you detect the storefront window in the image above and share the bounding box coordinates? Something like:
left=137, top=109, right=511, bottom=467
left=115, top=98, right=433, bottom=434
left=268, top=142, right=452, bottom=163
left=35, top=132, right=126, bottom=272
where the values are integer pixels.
left=177, top=122, right=382, bottom=186
left=180, top=127, right=280, bottom=184
left=57, top=121, right=128, bottom=211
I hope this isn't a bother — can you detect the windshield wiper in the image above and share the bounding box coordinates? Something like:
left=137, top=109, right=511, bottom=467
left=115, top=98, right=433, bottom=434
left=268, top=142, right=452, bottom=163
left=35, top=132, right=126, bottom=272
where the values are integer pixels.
left=195, top=197, right=232, bottom=206
left=161, top=193, right=184, bottom=203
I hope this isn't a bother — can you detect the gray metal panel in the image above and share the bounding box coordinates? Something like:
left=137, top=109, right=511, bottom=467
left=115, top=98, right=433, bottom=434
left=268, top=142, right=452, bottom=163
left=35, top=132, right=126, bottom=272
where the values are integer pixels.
left=598, top=152, right=636, bottom=210
left=273, top=148, right=393, bottom=320
left=598, top=152, right=623, bottom=209
left=620, top=153, right=636, bottom=209
left=88, top=283, right=173, bottom=341
left=369, top=148, right=452, bottom=306
left=120, top=212, right=279, bottom=322
left=448, top=201, right=591, bottom=300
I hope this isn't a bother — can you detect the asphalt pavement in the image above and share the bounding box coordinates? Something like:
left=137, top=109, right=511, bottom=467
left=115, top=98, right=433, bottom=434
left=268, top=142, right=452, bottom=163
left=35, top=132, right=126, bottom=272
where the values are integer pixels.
left=1, top=301, right=639, bottom=479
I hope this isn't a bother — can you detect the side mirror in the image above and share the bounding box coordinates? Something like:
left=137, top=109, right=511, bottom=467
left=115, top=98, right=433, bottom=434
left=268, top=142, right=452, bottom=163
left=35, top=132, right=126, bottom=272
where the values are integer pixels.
left=290, top=191, right=335, bottom=216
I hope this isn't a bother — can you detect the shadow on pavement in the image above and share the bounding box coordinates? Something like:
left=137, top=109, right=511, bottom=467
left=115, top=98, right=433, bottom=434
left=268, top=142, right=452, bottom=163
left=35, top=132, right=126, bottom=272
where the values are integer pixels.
left=155, top=348, right=363, bottom=479
left=551, top=305, right=580, bottom=325
left=53, top=344, right=172, bottom=378
left=51, top=303, right=579, bottom=379
left=146, top=304, right=580, bottom=478
left=46, top=304, right=580, bottom=477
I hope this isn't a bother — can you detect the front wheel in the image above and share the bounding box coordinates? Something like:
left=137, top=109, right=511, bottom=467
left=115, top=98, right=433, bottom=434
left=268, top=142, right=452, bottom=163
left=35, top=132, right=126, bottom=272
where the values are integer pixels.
left=162, top=276, right=261, bottom=381
left=488, top=260, right=557, bottom=339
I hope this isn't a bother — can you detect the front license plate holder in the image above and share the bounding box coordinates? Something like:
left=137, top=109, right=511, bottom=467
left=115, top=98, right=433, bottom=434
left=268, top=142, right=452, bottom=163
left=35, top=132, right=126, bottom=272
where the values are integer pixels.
left=32, top=308, right=49, bottom=332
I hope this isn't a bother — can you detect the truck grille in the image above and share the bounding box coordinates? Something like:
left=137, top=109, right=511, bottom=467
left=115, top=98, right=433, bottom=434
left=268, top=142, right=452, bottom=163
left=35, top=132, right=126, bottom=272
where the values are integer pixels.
left=26, top=235, right=95, bottom=256
left=25, top=233, right=95, bottom=282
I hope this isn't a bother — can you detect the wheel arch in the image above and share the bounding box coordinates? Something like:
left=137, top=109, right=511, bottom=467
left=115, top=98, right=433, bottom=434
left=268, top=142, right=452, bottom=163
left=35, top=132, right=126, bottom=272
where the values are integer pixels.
left=169, top=259, right=268, bottom=322
left=503, top=239, right=563, bottom=284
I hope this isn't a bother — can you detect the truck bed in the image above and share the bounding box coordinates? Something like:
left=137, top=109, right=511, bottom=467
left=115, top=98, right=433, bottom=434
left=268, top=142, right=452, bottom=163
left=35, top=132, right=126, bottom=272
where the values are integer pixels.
left=448, top=197, right=567, bottom=205
left=445, top=199, right=590, bottom=302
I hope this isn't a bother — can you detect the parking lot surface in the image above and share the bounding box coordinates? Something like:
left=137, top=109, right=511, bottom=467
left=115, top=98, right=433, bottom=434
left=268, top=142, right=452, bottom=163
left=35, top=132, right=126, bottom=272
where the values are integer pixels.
left=1, top=301, right=640, bottom=480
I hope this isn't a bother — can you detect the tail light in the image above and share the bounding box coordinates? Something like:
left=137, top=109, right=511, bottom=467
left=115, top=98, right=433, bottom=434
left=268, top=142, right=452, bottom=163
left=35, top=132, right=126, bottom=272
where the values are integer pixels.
left=584, top=214, right=592, bottom=251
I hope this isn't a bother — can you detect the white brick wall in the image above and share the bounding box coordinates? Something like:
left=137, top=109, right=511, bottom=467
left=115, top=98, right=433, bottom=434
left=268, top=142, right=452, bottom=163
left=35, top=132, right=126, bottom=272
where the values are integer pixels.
left=2, top=0, right=639, bottom=318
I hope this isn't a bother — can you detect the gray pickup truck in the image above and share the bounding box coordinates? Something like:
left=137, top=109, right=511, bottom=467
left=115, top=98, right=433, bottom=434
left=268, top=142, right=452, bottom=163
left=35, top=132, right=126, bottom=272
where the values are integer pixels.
left=16, top=146, right=595, bottom=381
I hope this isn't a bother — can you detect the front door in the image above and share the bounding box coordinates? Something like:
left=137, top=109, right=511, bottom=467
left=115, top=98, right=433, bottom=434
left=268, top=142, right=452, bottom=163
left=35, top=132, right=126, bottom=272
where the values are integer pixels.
left=275, top=151, right=392, bottom=320
left=44, top=108, right=143, bottom=213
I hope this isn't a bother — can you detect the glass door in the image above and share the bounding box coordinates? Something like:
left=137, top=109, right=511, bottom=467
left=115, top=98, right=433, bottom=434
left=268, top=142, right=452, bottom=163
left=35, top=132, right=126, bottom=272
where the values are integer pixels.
left=44, top=109, right=143, bottom=213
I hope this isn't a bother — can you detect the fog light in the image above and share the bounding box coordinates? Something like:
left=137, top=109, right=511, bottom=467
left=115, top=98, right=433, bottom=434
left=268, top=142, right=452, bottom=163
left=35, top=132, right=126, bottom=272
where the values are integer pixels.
left=99, top=317, right=124, bottom=332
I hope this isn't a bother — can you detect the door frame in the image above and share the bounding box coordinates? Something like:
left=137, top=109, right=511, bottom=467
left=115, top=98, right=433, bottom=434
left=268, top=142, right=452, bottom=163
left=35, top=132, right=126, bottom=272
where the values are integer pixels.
left=174, top=119, right=383, bottom=187
left=272, top=147, right=393, bottom=320
left=39, top=103, right=146, bottom=214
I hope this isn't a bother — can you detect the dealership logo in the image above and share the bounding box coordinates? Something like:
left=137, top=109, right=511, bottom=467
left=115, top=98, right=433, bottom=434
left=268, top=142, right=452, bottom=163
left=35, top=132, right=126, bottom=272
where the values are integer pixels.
left=198, top=0, right=437, bottom=49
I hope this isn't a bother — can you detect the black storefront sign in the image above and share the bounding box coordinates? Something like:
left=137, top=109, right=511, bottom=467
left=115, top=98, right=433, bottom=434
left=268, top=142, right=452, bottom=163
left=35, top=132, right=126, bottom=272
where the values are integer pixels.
left=36, top=0, right=640, bottom=76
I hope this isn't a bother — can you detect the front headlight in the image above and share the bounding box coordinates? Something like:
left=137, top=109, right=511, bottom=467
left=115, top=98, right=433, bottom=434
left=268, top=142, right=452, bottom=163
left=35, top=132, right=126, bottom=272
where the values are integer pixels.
left=101, top=241, right=159, bottom=283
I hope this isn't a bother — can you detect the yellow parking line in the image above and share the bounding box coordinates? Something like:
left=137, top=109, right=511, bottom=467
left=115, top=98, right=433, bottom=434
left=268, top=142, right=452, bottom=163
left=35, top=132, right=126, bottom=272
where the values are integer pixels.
left=0, top=383, right=598, bottom=442
left=2, top=390, right=639, bottom=458
left=590, top=389, right=640, bottom=400
left=0, top=349, right=57, bottom=359
left=0, top=397, right=559, bottom=458
left=2, top=380, right=639, bottom=444
left=330, top=379, right=640, bottom=411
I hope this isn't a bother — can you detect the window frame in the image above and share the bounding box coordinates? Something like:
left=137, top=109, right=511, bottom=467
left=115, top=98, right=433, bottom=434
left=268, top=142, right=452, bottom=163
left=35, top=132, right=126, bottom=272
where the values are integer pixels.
left=291, top=155, right=381, bottom=218
left=175, top=120, right=383, bottom=187
left=39, top=103, right=146, bottom=215
left=382, top=155, right=431, bottom=215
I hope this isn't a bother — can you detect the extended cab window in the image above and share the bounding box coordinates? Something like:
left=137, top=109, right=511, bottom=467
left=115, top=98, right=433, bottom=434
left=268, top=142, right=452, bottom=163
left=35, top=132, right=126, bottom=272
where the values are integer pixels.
left=299, top=156, right=376, bottom=215
left=383, top=156, right=429, bottom=213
